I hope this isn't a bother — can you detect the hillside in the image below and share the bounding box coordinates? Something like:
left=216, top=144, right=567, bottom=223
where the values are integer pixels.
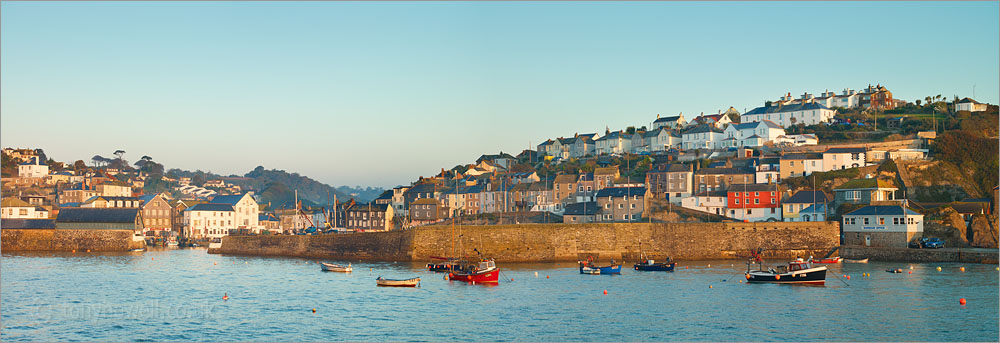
left=165, top=166, right=383, bottom=208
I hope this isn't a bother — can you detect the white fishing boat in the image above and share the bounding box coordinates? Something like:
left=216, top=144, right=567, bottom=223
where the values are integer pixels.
left=320, top=262, right=353, bottom=272
left=376, top=276, right=420, bottom=287
left=844, top=258, right=869, bottom=263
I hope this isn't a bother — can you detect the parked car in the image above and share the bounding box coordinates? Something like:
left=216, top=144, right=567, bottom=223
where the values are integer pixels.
left=908, top=240, right=923, bottom=249
left=923, top=238, right=945, bottom=249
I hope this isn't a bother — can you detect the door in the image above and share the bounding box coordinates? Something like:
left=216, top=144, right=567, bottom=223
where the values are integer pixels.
left=865, top=235, right=871, bottom=247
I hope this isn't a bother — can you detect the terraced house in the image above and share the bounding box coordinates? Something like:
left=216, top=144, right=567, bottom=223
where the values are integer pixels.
left=693, top=167, right=754, bottom=193
left=595, top=186, right=649, bottom=222
left=834, top=178, right=898, bottom=206
left=645, top=163, right=693, bottom=203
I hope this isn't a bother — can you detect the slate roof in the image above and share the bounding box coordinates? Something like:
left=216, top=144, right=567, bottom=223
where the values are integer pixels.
left=345, top=203, right=390, bottom=212
left=692, top=190, right=728, bottom=197
left=563, top=202, right=599, bottom=216
left=781, top=153, right=823, bottom=160
left=554, top=175, right=578, bottom=183
left=187, top=203, right=235, bottom=212
left=957, top=97, right=980, bottom=104
left=595, top=186, right=647, bottom=197
left=1, top=198, right=32, bottom=207
left=744, top=102, right=830, bottom=115
left=683, top=124, right=724, bottom=135
left=726, top=184, right=782, bottom=193
left=785, top=191, right=831, bottom=204
left=405, top=183, right=437, bottom=194
left=653, top=115, right=682, bottom=123
left=650, top=163, right=689, bottom=173
left=209, top=194, right=247, bottom=205
left=1, top=218, right=56, bottom=229
left=56, top=208, right=140, bottom=223
left=950, top=202, right=987, bottom=214
left=845, top=205, right=921, bottom=216
left=595, top=131, right=632, bottom=141
left=258, top=213, right=278, bottom=222
left=824, top=147, right=867, bottom=154
left=594, top=167, right=619, bottom=176
left=835, top=179, right=896, bottom=190
left=799, top=203, right=827, bottom=215
left=694, top=167, right=752, bottom=175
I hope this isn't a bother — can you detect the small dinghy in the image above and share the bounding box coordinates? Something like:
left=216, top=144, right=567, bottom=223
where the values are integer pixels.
left=320, top=263, right=352, bottom=272
left=376, top=276, right=420, bottom=287
left=844, top=258, right=869, bottom=263
left=886, top=268, right=904, bottom=273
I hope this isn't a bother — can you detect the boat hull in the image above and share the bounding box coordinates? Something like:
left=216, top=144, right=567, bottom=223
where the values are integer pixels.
left=634, top=263, right=675, bottom=271
left=844, top=258, right=869, bottom=263
left=376, top=277, right=420, bottom=287
left=812, top=257, right=842, bottom=264
left=580, top=264, right=622, bottom=275
left=448, top=269, right=499, bottom=283
left=746, top=267, right=827, bottom=284
left=320, top=263, right=352, bottom=272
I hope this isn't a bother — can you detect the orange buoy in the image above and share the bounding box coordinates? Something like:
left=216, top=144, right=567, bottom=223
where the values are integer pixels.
left=86, top=249, right=91, bottom=253
left=960, top=267, right=966, bottom=272
left=213, top=262, right=217, bottom=265
left=846, top=275, right=850, bottom=280
left=959, top=298, right=967, bottom=305
left=908, top=271, right=912, bottom=274
left=738, top=280, right=743, bottom=283
left=546, top=275, right=550, bottom=279
left=709, top=285, right=713, bottom=289
left=745, top=274, right=750, bottom=280
left=774, top=274, right=780, bottom=280
left=312, top=308, right=316, bottom=313
left=223, top=293, right=229, bottom=301
left=72, top=250, right=76, bottom=253
left=510, top=278, right=514, bottom=281
left=603, top=290, right=607, bottom=295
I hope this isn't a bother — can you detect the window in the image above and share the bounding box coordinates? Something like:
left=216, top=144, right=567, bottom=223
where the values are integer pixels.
left=618, top=204, right=624, bottom=209
left=735, top=199, right=740, bottom=204
left=605, top=204, right=610, bottom=209
left=735, top=192, right=740, bottom=197
left=878, top=218, right=885, bottom=225
left=770, top=208, right=776, bottom=214
left=623, top=215, right=628, bottom=220
left=630, top=204, right=636, bottom=209
left=863, top=218, right=869, bottom=225
left=18, top=209, right=27, bottom=216
left=746, top=209, right=752, bottom=215
left=755, top=192, right=759, bottom=196
left=907, top=217, right=914, bottom=224
left=754, top=199, right=759, bottom=204
left=730, top=210, right=736, bottom=216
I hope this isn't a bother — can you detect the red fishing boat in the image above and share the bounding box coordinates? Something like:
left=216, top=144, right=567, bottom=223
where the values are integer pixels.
left=812, top=257, right=842, bottom=264
left=447, top=258, right=499, bottom=284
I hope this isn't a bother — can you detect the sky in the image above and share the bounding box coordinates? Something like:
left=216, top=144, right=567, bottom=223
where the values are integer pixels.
left=2, top=1, right=998, bottom=188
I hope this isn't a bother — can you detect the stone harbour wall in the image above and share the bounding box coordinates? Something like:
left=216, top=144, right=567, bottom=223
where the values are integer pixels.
left=211, top=222, right=841, bottom=262
left=841, top=245, right=999, bottom=264
left=1, top=229, right=145, bottom=252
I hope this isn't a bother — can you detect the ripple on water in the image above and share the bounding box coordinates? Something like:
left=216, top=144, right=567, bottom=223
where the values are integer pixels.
left=2, top=252, right=998, bottom=341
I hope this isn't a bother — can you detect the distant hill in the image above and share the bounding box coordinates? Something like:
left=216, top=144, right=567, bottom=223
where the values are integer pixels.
left=165, top=166, right=383, bottom=208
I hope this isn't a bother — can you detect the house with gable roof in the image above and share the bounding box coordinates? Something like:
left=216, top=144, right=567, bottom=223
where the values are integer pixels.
left=594, top=131, right=633, bottom=155
left=652, top=113, right=686, bottom=130
left=721, top=120, right=786, bottom=148
left=954, top=97, right=988, bottom=112
left=17, top=156, right=48, bottom=178
left=681, top=124, right=725, bottom=150
left=742, top=102, right=836, bottom=128
left=208, top=193, right=261, bottom=232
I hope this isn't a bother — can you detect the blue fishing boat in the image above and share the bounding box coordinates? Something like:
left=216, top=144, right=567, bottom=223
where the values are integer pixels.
left=633, top=258, right=675, bottom=271
left=579, top=257, right=621, bottom=275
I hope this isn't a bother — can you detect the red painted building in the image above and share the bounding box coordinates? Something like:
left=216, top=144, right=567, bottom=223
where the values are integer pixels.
left=726, top=183, right=783, bottom=221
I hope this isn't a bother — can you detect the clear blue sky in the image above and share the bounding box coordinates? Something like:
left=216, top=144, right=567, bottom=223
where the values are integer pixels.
left=2, top=1, right=997, bottom=188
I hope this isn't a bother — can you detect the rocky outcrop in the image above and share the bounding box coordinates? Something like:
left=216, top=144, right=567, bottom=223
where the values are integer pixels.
left=969, top=214, right=999, bottom=248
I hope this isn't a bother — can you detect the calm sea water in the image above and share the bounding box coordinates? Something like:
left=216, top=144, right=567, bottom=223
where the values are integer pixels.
left=2, top=248, right=997, bottom=342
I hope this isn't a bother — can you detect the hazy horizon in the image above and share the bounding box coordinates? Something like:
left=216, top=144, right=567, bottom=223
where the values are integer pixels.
left=3, top=1, right=998, bottom=188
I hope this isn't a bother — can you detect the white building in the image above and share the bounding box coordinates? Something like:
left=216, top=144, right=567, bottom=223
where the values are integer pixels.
left=680, top=191, right=727, bottom=216
left=742, top=102, right=836, bottom=128
left=954, top=97, right=988, bottom=112
left=1, top=198, right=48, bottom=219
left=681, top=125, right=725, bottom=150
left=774, top=134, right=818, bottom=146
left=651, top=113, right=686, bottom=130
left=721, top=120, right=785, bottom=148
left=643, top=128, right=680, bottom=152
left=208, top=193, right=261, bottom=233
left=822, top=147, right=867, bottom=171
left=17, top=157, right=49, bottom=178
left=594, top=131, right=633, bottom=155
left=98, top=182, right=132, bottom=197
left=842, top=205, right=923, bottom=248
left=183, top=203, right=236, bottom=239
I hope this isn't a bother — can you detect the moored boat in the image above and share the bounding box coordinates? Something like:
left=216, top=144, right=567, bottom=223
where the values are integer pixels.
left=320, top=262, right=353, bottom=272
left=448, top=259, right=500, bottom=283
left=579, top=257, right=622, bottom=275
left=376, top=276, right=420, bottom=287
left=844, top=258, right=869, bottom=263
left=426, top=256, right=462, bottom=272
left=812, top=257, right=842, bottom=264
left=634, top=258, right=675, bottom=271
left=886, top=268, right=904, bottom=273
left=746, top=258, right=827, bottom=285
